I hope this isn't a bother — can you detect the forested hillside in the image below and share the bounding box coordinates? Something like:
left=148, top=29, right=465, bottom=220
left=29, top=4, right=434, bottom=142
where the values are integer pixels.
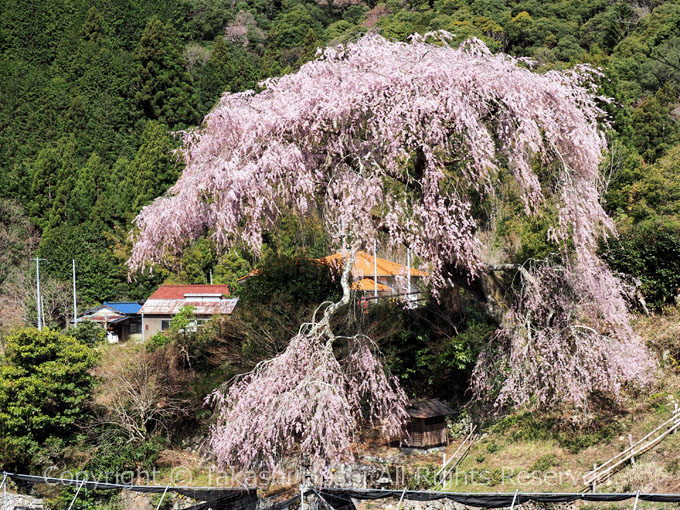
left=2, top=0, right=680, bottom=502
left=2, top=0, right=680, bottom=322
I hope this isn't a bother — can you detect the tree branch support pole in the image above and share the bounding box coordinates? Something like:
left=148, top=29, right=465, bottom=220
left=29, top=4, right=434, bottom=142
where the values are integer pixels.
left=406, top=248, right=412, bottom=306
left=628, top=434, right=635, bottom=464
left=509, top=489, right=518, bottom=510
left=67, top=478, right=86, bottom=510
left=155, top=485, right=170, bottom=510
left=300, top=485, right=305, bottom=510
left=633, top=490, right=640, bottom=510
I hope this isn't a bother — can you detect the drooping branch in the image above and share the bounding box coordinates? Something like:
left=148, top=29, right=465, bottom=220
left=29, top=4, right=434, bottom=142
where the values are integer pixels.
left=207, top=246, right=408, bottom=476
left=472, top=259, right=655, bottom=411
left=128, top=31, right=611, bottom=292
left=129, top=31, right=652, bottom=421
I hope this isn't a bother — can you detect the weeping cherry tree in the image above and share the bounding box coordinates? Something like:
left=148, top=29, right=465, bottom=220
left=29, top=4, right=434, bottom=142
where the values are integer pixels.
left=129, top=32, right=653, bottom=474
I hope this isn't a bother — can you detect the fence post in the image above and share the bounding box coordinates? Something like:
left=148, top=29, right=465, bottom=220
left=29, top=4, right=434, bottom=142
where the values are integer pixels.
left=2, top=473, right=7, bottom=510
left=592, top=464, right=597, bottom=492
left=67, top=478, right=86, bottom=510
left=509, top=489, right=519, bottom=510
left=155, top=485, right=170, bottom=510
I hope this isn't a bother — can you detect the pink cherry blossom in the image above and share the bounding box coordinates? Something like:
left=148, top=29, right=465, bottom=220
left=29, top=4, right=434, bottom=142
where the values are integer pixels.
left=128, top=32, right=653, bottom=465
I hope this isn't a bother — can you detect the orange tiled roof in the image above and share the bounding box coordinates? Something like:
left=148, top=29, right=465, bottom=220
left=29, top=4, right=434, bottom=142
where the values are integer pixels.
left=236, top=251, right=428, bottom=284
left=318, top=251, right=428, bottom=278
left=351, top=278, right=393, bottom=292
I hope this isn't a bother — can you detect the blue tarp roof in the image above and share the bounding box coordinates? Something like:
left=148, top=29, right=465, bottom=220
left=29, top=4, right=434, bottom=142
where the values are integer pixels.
left=102, top=302, right=142, bottom=314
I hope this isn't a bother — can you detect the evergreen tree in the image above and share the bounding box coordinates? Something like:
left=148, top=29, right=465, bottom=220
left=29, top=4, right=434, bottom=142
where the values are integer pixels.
left=198, top=36, right=233, bottom=111
left=70, top=152, right=109, bottom=225
left=130, top=120, right=181, bottom=211
left=230, top=50, right=259, bottom=92
left=80, top=5, right=103, bottom=43
left=133, top=18, right=200, bottom=128
left=294, top=28, right=321, bottom=70
left=0, top=328, right=96, bottom=471
left=28, top=137, right=77, bottom=230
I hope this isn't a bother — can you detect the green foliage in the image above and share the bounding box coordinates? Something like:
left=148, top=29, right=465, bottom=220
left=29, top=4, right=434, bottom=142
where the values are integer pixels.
left=213, top=250, right=252, bottom=291
left=197, top=36, right=233, bottom=110
left=129, top=120, right=183, bottom=211
left=0, top=328, right=96, bottom=470
left=133, top=18, right=200, bottom=128
left=72, top=320, right=106, bottom=346
left=170, top=304, right=197, bottom=333
left=51, top=432, right=165, bottom=510
left=603, top=217, right=680, bottom=308
left=491, top=411, right=623, bottom=453
left=38, top=223, right=125, bottom=307
left=146, top=332, right=171, bottom=352
left=238, top=254, right=341, bottom=307
left=530, top=453, right=557, bottom=473
left=378, top=297, right=495, bottom=400
left=295, top=28, right=322, bottom=69
left=271, top=4, right=323, bottom=48
left=630, top=86, right=680, bottom=163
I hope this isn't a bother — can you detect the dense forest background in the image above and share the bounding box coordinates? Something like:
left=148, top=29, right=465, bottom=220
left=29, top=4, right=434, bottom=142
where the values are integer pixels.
left=2, top=0, right=680, bottom=319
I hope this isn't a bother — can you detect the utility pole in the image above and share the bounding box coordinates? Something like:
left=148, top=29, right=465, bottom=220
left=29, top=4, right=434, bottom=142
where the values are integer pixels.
left=31, top=257, right=47, bottom=330
left=72, top=259, right=78, bottom=326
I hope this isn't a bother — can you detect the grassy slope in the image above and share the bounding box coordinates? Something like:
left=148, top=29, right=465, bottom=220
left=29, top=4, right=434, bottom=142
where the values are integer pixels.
left=436, top=313, right=680, bottom=494
left=142, top=315, right=680, bottom=506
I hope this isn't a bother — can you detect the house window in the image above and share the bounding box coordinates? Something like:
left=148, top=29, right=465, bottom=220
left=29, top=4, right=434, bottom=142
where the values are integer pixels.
left=129, top=322, right=140, bottom=334
left=161, top=320, right=171, bottom=331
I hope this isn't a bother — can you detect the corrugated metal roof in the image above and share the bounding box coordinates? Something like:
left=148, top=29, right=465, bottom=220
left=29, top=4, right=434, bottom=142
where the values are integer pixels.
left=103, top=302, right=142, bottom=315
left=108, top=315, right=136, bottom=324
left=140, top=298, right=238, bottom=316
left=148, top=285, right=230, bottom=300
left=407, top=399, right=455, bottom=418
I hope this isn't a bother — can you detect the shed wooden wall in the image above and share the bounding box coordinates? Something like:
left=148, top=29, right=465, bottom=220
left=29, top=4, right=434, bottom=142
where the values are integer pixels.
left=405, top=417, right=448, bottom=447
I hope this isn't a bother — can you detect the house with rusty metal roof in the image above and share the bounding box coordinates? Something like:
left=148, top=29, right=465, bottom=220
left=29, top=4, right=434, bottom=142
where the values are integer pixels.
left=139, top=284, right=238, bottom=338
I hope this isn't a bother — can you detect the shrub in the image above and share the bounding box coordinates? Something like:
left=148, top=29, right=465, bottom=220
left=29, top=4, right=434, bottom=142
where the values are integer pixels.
left=603, top=216, right=680, bottom=308
left=94, top=345, right=191, bottom=443
left=71, top=320, right=106, bottom=346
left=237, top=254, right=341, bottom=308
left=146, top=332, right=171, bottom=352
left=0, top=328, right=96, bottom=470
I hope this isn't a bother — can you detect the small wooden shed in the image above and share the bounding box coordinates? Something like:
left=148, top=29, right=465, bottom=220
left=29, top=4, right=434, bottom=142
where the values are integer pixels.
left=404, top=399, right=455, bottom=448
